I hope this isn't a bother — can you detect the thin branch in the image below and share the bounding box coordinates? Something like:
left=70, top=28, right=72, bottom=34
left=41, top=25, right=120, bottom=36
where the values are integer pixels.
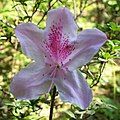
left=90, top=61, right=106, bottom=88
left=22, top=4, right=29, bottom=17
left=12, top=0, right=20, bottom=17
left=0, top=20, right=13, bottom=28
left=75, top=1, right=96, bottom=20
left=30, top=0, right=42, bottom=22
left=37, top=0, right=58, bottom=25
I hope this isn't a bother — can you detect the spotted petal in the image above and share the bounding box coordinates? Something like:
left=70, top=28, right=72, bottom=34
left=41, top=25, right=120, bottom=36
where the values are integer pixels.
left=54, top=70, right=92, bottom=109
left=10, top=63, right=52, bottom=100
left=45, top=7, right=78, bottom=41
left=44, top=7, right=77, bottom=63
left=63, top=28, right=107, bottom=71
left=15, top=23, right=45, bottom=65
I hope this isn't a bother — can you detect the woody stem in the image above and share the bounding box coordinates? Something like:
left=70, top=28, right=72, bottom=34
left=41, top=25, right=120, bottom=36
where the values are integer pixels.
left=49, top=86, right=56, bottom=120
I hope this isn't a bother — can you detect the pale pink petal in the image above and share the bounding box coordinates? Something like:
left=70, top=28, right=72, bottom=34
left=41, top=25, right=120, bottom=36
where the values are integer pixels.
left=10, top=63, right=52, bottom=100
left=45, top=7, right=78, bottom=41
left=15, top=23, right=45, bottom=64
left=43, top=7, right=77, bottom=63
left=63, top=28, right=107, bottom=71
left=54, top=70, right=92, bottom=109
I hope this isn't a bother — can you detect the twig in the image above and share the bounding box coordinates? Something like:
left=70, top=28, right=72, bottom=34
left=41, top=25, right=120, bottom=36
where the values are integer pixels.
left=30, top=0, right=42, bottom=22
left=22, top=4, right=29, bottom=17
left=90, top=61, right=106, bottom=88
left=75, top=1, right=96, bottom=20
left=37, top=0, right=58, bottom=25
left=12, top=0, right=20, bottom=17
left=0, top=20, right=13, bottom=28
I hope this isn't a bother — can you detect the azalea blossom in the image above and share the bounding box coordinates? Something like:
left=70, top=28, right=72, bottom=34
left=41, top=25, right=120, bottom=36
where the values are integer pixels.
left=10, top=7, right=107, bottom=109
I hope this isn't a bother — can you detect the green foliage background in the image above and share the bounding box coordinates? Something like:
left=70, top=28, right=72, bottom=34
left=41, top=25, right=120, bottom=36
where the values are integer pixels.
left=0, top=0, right=120, bottom=119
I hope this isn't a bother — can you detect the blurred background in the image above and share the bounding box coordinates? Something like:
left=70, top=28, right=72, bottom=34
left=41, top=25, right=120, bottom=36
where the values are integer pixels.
left=0, top=0, right=120, bottom=119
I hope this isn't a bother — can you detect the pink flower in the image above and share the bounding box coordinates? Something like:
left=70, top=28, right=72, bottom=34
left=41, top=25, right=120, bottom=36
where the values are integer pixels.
left=10, top=7, right=107, bottom=109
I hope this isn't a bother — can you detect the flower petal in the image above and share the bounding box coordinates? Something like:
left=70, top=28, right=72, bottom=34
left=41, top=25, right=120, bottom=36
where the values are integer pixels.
left=10, top=63, right=52, bottom=100
left=63, top=28, right=107, bottom=71
left=45, top=7, right=78, bottom=41
left=54, top=70, right=92, bottom=109
left=15, top=23, right=45, bottom=64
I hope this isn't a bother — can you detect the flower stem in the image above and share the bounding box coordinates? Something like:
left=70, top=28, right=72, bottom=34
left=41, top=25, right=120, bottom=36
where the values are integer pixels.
left=49, top=86, right=56, bottom=120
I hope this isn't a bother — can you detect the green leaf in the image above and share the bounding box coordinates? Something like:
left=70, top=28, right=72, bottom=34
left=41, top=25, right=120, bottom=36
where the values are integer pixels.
left=113, top=46, right=120, bottom=51
left=108, top=22, right=120, bottom=31
left=64, top=111, right=76, bottom=119
left=102, top=52, right=111, bottom=59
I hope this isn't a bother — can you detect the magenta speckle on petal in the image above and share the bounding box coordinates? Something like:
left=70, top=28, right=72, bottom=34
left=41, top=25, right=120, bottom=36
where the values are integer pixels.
left=44, top=20, right=75, bottom=63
